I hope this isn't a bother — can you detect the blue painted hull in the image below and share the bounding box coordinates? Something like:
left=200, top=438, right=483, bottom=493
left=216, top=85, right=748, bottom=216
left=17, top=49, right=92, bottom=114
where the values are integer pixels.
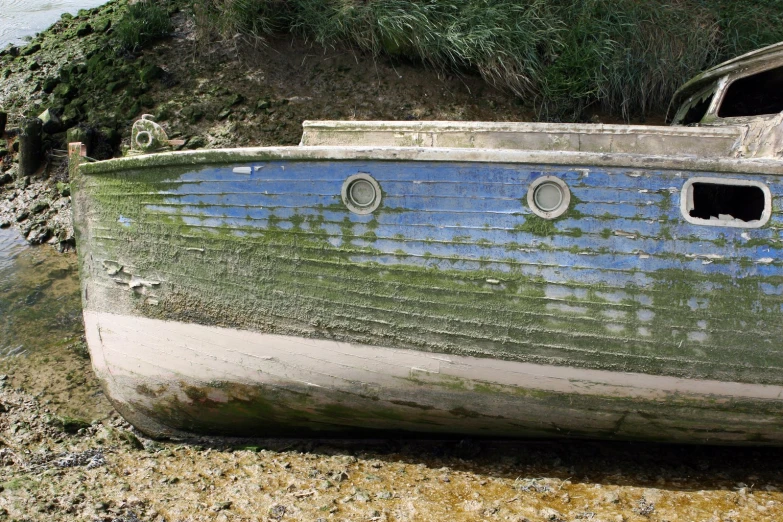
left=72, top=147, right=783, bottom=442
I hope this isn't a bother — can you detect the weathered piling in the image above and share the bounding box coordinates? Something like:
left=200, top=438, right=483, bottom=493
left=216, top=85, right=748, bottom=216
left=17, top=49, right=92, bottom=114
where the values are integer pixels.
left=18, top=117, right=42, bottom=177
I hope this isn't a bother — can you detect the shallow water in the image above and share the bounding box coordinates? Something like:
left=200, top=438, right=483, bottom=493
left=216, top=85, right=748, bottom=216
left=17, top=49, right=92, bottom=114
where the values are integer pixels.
left=0, top=228, right=82, bottom=356
left=0, top=225, right=26, bottom=271
left=0, top=0, right=106, bottom=47
left=0, top=227, right=111, bottom=419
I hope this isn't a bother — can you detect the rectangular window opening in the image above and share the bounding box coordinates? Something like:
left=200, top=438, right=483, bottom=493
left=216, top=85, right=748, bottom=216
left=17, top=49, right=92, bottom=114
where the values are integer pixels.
left=718, top=65, right=783, bottom=118
left=688, top=182, right=765, bottom=223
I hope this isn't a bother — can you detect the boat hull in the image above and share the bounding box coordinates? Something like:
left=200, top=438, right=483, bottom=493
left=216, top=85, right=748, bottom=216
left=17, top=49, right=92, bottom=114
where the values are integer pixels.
left=72, top=146, right=783, bottom=443
left=84, top=309, right=783, bottom=442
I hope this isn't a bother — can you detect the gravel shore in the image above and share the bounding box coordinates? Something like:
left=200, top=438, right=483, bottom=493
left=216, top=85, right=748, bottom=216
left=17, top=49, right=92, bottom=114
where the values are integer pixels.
left=3, top=373, right=783, bottom=522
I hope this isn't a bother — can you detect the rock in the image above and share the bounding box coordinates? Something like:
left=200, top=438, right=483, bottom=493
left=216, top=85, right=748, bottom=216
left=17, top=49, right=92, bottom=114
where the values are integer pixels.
left=38, top=108, right=63, bottom=134
left=256, top=100, right=271, bottom=110
left=95, top=19, right=111, bottom=33
left=21, top=220, right=34, bottom=236
left=27, top=225, right=52, bottom=244
left=126, top=82, right=146, bottom=97
left=56, top=182, right=70, bottom=197
left=268, top=504, right=286, bottom=520
left=138, top=94, right=155, bottom=108
left=118, top=430, right=144, bottom=450
left=30, top=200, right=49, bottom=214
left=0, top=148, right=7, bottom=158
left=634, top=497, right=655, bottom=516
left=75, top=23, right=93, bottom=37
left=21, top=43, right=41, bottom=56
left=212, top=501, right=232, bottom=512
left=99, top=126, right=119, bottom=146
left=183, top=106, right=204, bottom=123
left=0, top=221, right=9, bottom=229
left=66, top=126, right=91, bottom=148
left=332, top=470, right=349, bottom=482
left=105, top=79, right=128, bottom=93
left=28, top=60, right=41, bottom=71
left=185, top=136, right=207, bottom=149
left=0, top=173, right=11, bottom=186
left=217, top=108, right=232, bottom=120
left=61, top=103, right=83, bottom=127
left=42, top=77, right=59, bottom=94
left=55, top=415, right=90, bottom=434
left=227, top=93, right=244, bottom=106
left=53, top=82, right=78, bottom=101
left=124, top=101, right=142, bottom=120
left=139, top=64, right=164, bottom=85
left=15, top=210, right=29, bottom=222
left=539, top=507, right=565, bottom=521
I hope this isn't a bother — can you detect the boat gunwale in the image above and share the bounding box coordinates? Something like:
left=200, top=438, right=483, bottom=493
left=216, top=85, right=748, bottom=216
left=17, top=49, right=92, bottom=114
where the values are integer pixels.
left=299, top=119, right=743, bottom=137
left=78, top=146, right=783, bottom=176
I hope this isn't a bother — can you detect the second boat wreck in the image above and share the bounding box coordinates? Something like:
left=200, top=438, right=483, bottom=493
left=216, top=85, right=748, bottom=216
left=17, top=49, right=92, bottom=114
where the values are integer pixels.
left=71, top=42, right=783, bottom=444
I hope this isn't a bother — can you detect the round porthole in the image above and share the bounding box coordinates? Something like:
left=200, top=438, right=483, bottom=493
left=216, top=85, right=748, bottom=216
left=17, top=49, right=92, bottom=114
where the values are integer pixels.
left=527, top=176, right=570, bottom=219
left=342, top=173, right=382, bottom=214
left=135, top=130, right=153, bottom=149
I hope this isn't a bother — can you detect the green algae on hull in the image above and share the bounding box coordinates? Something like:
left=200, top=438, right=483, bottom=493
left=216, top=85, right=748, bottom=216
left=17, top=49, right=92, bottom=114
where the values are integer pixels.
left=71, top=146, right=783, bottom=442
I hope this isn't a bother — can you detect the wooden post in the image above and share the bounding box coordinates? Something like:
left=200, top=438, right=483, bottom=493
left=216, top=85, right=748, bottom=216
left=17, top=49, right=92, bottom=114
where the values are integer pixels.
left=18, top=117, right=42, bottom=177
left=68, top=142, right=83, bottom=184
left=0, top=112, right=7, bottom=138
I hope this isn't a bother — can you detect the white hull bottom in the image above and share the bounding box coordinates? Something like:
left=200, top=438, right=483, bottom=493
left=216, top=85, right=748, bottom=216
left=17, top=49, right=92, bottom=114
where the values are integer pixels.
left=84, top=310, right=783, bottom=444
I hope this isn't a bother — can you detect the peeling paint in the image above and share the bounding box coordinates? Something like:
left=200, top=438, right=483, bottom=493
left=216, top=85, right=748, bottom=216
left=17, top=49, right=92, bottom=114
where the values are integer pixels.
left=70, top=131, right=783, bottom=442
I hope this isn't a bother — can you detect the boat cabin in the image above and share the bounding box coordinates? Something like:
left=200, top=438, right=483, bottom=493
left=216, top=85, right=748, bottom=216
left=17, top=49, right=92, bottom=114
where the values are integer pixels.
left=668, top=41, right=783, bottom=127
left=303, top=43, right=783, bottom=160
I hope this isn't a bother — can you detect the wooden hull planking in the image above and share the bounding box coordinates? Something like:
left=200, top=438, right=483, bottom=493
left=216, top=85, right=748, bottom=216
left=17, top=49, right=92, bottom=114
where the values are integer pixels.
left=72, top=146, right=783, bottom=443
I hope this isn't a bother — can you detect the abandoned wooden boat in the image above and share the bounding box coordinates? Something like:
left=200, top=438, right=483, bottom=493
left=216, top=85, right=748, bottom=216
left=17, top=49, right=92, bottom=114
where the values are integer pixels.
left=71, top=42, right=783, bottom=444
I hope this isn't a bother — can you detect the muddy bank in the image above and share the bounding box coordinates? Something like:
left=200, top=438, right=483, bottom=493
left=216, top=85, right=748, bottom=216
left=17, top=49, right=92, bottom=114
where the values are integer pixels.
left=0, top=170, right=73, bottom=250
left=3, top=379, right=783, bottom=522
left=0, top=0, right=541, bottom=248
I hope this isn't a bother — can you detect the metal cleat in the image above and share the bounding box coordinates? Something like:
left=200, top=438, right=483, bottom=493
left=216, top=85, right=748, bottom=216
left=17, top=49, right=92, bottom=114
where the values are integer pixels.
left=130, top=115, right=185, bottom=153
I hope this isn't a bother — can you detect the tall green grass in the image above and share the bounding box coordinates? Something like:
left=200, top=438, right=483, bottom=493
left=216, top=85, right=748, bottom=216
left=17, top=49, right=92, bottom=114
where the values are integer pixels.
left=539, top=0, right=721, bottom=120
left=192, top=0, right=783, bottom=121
left=115, top=0, right=173, bottom=53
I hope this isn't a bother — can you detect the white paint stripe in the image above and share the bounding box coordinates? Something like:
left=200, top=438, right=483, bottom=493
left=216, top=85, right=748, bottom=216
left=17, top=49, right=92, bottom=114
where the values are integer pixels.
left=84, top=310, right=783, bottom=403
left=81, top=145, right=783, bottom=177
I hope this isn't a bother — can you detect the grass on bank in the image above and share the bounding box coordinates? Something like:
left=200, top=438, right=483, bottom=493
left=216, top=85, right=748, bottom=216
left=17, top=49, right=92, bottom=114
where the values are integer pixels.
left=191, top=0, right=783, bottom=121
left=114, top=0, right=172, bottom=53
